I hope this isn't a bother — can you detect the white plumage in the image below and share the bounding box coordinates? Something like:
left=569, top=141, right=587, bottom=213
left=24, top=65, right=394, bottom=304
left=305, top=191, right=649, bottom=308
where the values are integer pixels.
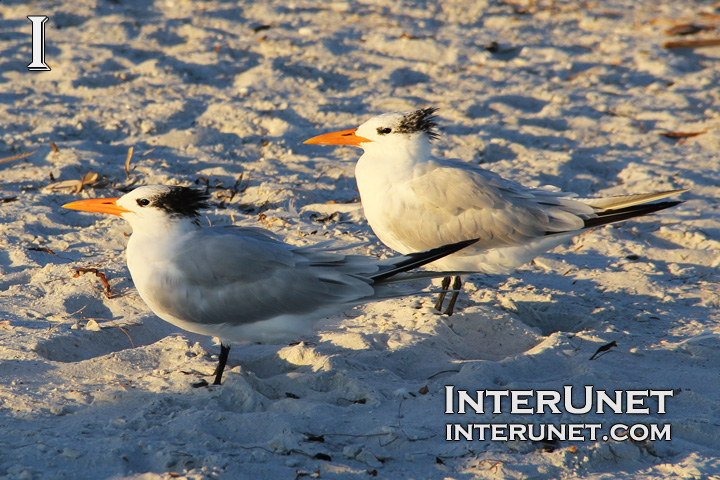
left=63, top=185, right=476, bottom=384
left=305, top=108, right=686, bottom=314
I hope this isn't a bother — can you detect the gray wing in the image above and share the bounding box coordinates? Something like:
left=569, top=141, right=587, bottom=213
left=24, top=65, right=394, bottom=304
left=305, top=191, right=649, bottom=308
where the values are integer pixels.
left=141, top=227, right=378, bottom=327
left=385, top=161, right=591, bottom=252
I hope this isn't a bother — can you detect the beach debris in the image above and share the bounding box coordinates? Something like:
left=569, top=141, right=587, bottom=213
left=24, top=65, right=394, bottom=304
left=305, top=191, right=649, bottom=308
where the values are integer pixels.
left=191, top=379, right=210, bottom=388
left=309, top=212, right=340, bottom=224
left=658, top=11, right=720, bottom=47
left=46, top=172, right=100, bottom=193
left=72, top=267, right=115, bottom=298
left=124, top=146, right=134, bottom=178
left=589, top=340, right=618, bottom=360
left=666, top=24, right=713, bottom=36
left=659, top=130, right=708, bottom=139
left=194, top=173, right=249, bottom=208
left=295, top=469, right=320, bottom=478
left=85, top=319, right=102, bottom=331
left=28, top=246, right=56, bottom=255
left=664, top=38, right=720, bottom=49
left=303, top=433, right=324, bottom=443
left=536, top=437, right=560, bottom=453
left=0, top=151, right=35, bottom=166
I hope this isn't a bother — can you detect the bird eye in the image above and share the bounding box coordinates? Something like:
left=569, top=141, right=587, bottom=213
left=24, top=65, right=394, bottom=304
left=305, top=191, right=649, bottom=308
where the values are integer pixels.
left=377, top=127, right=392, bottom=135
left=136, top=198, right=150, bottom=207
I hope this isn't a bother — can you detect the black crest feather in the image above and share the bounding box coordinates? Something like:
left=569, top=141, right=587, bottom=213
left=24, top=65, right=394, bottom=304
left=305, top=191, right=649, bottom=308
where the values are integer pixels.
left=152, top=187, right=211, bottom=218
left=396, top=107, right=439, bottom=139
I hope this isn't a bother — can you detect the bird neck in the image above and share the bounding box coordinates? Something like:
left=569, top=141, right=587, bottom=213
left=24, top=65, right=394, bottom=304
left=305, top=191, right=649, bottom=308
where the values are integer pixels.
left=358, top=135, right=431, bottom=178
left=125, top=216, right=202, bottom=242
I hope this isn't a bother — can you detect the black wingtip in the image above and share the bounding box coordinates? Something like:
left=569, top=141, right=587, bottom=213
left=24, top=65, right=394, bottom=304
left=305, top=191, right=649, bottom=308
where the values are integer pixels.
left=582, top=200, right=683, bottom=230
left=370, top=238, right=478, bottom=282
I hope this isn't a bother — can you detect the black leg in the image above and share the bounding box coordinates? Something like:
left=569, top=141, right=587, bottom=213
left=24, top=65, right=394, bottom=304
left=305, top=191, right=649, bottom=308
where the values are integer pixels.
left=434, top=276, right=452, bottom=311
left=212, top=343, right=232, bottom=385
left=443, top=276, right=463, bottom=316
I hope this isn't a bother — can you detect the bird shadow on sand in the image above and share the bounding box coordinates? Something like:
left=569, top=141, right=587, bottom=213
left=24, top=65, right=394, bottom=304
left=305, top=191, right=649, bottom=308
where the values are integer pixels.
left=33, top=315, right=182, bottom=363
left=29, top=258, right=701, bottom=390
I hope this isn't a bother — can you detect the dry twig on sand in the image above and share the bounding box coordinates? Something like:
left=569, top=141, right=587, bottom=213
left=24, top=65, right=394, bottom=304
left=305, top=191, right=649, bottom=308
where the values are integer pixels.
left=0, top=151, right=35, bottom=166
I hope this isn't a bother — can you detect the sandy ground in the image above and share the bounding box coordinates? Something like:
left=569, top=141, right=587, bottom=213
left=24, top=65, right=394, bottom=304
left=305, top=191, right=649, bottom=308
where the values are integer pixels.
left=2, top=0, right=720, bottom=478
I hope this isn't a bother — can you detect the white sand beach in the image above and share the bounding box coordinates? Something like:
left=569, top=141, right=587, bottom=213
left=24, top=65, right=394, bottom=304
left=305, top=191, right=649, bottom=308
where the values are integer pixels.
left=1, top=0, right=720, bottom=478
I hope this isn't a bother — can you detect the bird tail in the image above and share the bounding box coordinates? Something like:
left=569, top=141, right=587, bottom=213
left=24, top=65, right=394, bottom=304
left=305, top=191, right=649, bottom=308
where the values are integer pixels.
left=539, top=188, right=687, bottom=236
left=580, top=188, right=687, bottom=230
left=582, top=200, right=683, bottom=230
left=579, top=188, right=688, bottom=210
left=370, top=238, right=478, bottom=283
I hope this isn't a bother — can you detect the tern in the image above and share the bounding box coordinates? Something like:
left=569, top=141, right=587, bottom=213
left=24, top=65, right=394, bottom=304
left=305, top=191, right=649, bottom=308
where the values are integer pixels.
left=63, top=185, right=477, bottom=385
left=305, top=107, right=686, bottom=315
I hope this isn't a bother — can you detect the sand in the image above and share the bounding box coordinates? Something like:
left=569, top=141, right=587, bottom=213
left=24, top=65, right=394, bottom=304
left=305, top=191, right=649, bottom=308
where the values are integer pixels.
left=1, top=0, right=720, bottom=478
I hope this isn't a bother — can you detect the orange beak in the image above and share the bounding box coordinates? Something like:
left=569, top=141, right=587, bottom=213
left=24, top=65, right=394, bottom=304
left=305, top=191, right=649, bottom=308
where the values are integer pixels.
left=62, top=197, right=131, bottom=216
left=304, top=128, right=371, bottom=147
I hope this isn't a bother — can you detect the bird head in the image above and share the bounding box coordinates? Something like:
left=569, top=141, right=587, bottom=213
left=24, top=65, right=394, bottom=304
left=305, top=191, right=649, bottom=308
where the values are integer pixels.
left=304, top=107, right=439, bottom=152
left=63, top=185, right=211, bottom=229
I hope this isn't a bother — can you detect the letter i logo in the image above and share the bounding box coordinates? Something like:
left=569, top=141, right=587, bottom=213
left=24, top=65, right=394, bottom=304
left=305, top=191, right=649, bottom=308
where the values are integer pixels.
left=27, top=15, right=51, bottom=71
